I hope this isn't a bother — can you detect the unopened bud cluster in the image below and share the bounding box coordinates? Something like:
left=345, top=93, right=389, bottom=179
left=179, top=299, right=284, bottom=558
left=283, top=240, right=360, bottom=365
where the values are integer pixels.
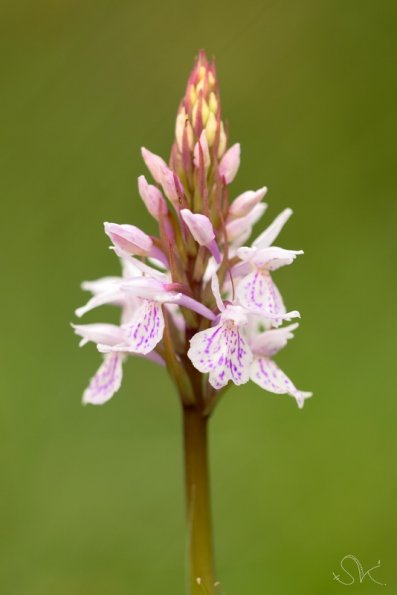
left=73, top=51, right=311, bottom=411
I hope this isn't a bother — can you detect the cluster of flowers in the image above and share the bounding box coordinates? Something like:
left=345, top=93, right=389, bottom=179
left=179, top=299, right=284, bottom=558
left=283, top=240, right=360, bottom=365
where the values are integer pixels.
left=73, top=51, right=311, bottom=410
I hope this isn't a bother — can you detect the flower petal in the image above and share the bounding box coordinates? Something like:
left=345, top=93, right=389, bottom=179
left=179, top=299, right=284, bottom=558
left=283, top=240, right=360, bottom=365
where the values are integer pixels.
left=75, top=288, right=125, bottom=318
left=236, top=270, right=299, bottom=325
left=240, top=246, right=303, bottom=271
left=72, top=323, right=124, bottom=347
left=250, top=323, right=299, bottom=357
left=82, top=352, right=124, bottom=405
left=252, top=208, right=293, bottom=249
left=250, top=356, right=312, bottom=408
left=188, top=322, right=253, bottom=389
left=123, top=299, right=164, bottom=354
left=81, top=276, right=122, bottom=295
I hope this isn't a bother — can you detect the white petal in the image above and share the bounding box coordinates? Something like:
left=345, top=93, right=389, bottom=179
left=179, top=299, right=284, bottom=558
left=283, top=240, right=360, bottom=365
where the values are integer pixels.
left=252, top=208, right=293, bottom=249
left=72, top=323, right=124, bottom=347
left=123, top=300, right=164, bottom=354
left=121, top=257, right=144, bottom=279
left=188, top=322, right=253, bottom=389
left=82, top=352, right=124, bottom=405
left=250, top=323, right=299, bottom=357
left=250, top=356, right=312, bottom=408
left=75, top=289, right=125, bottom=318
left=245, top=246, right=303, bottom=271
left=211, top=274, right=225, bottom=312
left=203, top=256, right=219, bottom=283
left=120, top=297, right=141, bottom=325
left=121, top=277, right=166, bottom=300
left=81, top=276, right=121, bottom=295
left=220, top=304, right=249, bottom=326
left=117, top=251, right=168, bottom=280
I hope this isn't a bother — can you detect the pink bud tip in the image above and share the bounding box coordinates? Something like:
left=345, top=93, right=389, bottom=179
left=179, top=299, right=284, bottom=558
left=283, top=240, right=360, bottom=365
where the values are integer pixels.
left=219, top=143, right=240, bottom=184
left=141, top=147, right=167, bottom=185
left=104, top=222, right=152, bottom=256
left=138, top=175, right=168, bottom=220
left=180, top=209, right=215, bottom=245
left=228, top=186, right=268, bottom=219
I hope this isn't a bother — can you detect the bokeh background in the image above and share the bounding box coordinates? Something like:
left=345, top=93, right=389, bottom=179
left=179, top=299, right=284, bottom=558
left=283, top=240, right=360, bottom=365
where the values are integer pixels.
left=1, top=1, right=396, bottom=593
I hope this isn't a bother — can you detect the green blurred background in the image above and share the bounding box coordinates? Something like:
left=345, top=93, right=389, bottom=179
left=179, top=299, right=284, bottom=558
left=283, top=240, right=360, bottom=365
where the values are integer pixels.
left=1, top=1, right=396, bottom=593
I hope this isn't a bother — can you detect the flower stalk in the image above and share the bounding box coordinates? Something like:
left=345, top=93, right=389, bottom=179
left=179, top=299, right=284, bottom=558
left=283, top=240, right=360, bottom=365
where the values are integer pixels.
left=183, top=406, right=215, bottom=595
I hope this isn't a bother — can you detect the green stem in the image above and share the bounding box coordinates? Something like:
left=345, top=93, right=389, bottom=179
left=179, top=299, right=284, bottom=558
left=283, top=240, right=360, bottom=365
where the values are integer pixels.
left=183, top=406, right=216, bottom=595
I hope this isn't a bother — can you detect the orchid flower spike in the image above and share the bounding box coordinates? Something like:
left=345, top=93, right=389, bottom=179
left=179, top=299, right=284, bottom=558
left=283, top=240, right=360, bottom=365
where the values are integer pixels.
left=73, top=50, right=311, bottom=409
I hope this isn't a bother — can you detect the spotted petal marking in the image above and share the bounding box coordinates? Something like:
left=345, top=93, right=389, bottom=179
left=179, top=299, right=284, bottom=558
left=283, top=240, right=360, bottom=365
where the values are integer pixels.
left=188, top=322, right=253, bottom=389
left=83, top=352, right=123, bottom=405
left=250, top=356, right=312, bottom=408
left=236, top=269, right=286, bottom=325
left=123, top=299, right=164, bottom=354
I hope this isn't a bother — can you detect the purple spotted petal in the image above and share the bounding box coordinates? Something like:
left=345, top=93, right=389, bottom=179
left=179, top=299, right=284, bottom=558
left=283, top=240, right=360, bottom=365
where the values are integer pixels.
left=188, top=322, right=253, bottom=389
left=83, top=352, right=124, bottom=405
left=250, top=356, right=312, bottom=408
left=123, top=299, right=164, bottom=354
left=236, top=269, right=297, bottom=326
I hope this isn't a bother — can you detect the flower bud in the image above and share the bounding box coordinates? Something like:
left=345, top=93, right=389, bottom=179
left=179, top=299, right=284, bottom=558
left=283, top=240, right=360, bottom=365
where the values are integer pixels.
left=104, top=222, right=152, bottom=256
left=217, top=121, right=227, bottom=158
left=181, top=208, right=221, bottom=263
left=161, top=167, right=184, bottom=206
left=219, top=143, right=240, bottom=184
left=175, top=111, right=186, bottom=153
left=141, top=147, right=184, bottom=207
left=208, top=92, right=218, bottom=113
left=174, top=51, right=226, bottom=158
left=205, top=111, right=217, bottom=147
left=141, top=147, right=167, bottom=185
left=228, top=187, right=268, bottom=219
left=181, top=209, right=215, bottom=245
left=193, top=130, right=210, bottom=171
left=138, top=175, right=168, bottom=220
